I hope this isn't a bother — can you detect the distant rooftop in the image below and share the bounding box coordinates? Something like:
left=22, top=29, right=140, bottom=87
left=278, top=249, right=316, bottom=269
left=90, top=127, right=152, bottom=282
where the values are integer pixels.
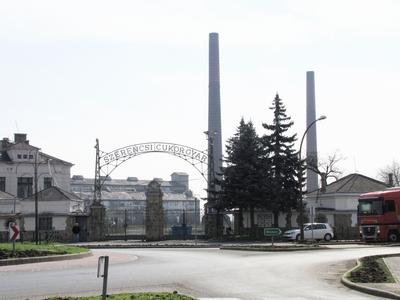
left=76, top=191, right=197, bottom=201
left=308, top=173, right=388, bottom=196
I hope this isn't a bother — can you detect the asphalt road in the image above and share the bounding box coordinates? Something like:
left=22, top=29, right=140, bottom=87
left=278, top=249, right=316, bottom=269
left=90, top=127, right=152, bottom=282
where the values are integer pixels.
left=1, top=245, right=399, bottom=300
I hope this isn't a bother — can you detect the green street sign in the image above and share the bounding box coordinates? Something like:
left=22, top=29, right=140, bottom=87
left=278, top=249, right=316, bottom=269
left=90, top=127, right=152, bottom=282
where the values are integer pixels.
left=264, top=227, right=281, bottom=237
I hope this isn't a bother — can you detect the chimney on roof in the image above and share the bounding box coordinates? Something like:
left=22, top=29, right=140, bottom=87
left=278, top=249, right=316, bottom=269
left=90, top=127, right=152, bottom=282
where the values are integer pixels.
left=1, top=138, right=9, bottom=150
left=14, top=133, right=29, bottom=144
left=388, top=173, right=394, bottom=187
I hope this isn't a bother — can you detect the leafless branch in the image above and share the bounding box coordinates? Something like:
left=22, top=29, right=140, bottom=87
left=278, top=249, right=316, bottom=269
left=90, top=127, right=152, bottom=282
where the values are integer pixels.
left=378, top=160, right=400, bottom=186
left=307, top=151, right=345, bottom=187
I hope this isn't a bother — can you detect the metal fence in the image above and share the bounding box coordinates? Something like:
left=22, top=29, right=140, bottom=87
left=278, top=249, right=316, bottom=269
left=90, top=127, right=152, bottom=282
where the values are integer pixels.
left=104, top=208, right=204, bottom=238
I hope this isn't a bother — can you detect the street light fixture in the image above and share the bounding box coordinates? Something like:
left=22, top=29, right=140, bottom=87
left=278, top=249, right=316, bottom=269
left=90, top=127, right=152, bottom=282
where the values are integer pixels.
left=298, top=115, right=327, bottom=242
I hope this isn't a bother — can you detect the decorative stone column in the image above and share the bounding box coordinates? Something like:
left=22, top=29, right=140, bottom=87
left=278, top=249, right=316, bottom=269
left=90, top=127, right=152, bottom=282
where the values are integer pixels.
left=145, top=180, right=164, bottom=241
left=204, top=210, right=223, bottom=239
left=88, top=202, right=106, bottom=241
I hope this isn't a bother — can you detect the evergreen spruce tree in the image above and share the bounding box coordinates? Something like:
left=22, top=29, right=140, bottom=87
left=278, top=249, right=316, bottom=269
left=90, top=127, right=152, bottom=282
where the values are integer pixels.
left=220, top=118, right=267, bottom=236
left=262, top=94, right=301, bottom=227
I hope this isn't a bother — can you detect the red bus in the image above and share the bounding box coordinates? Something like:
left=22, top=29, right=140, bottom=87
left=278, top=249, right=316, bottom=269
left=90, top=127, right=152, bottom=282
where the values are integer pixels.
left=358, top=188, right=400, bottom=242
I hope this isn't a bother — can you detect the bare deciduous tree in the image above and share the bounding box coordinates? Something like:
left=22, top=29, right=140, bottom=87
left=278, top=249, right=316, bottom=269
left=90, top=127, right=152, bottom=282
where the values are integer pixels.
left=307, top=152, right=344, bottom=192
left=378, top=160, right=400, bottom=186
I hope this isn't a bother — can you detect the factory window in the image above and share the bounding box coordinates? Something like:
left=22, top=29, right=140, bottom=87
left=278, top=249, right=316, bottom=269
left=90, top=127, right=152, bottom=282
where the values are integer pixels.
left=0, top=177, right=5, bottom=192
left=39, top=216, right=53, bottom=231
left=23, top=154, right=28, bottom=159
left=44, top=177, right=52, bottom=189
left=17, top=177, right=33, bottom=198
left=29, top=155, right=33, bottom=159
left=17, top=154, right=22, bottom=159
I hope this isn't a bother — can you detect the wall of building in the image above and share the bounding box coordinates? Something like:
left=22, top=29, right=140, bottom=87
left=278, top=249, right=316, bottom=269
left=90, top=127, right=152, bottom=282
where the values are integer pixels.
left=0, top=199, right=19, bottom=214
left=0, top=134, right=72, bottom=197
left=0, top=163, right=71, bottom=197
left=21, top=200, right=70, bottom=215
left=23, top=215, right=68, bottom=231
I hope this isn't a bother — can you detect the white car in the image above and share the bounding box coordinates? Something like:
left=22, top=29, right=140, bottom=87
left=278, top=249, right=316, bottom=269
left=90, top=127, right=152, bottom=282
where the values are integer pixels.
left=283, top=223, right=334, bottom=242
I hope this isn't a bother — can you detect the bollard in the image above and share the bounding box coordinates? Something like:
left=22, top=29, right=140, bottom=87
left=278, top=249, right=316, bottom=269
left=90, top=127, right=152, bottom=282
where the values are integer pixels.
left=97, top=256, right=109, bottom=300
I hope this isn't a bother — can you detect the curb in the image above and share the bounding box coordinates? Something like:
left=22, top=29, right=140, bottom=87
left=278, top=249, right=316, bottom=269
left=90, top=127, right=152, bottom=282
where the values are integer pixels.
left=220, top=246, right=330, bottom=251
left=0, top=250, right=92, bottom=266
left=341, top=254, right=400, bottom=300
left=84, top=244, right=221, bottom=249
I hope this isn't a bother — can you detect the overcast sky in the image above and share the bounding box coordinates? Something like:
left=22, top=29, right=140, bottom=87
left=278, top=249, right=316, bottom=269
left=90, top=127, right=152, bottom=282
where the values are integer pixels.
left=1, top=1, right=400, bottom=198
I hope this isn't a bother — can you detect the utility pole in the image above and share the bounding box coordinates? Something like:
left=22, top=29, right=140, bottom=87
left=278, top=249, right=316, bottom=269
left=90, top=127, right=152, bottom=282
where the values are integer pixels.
left=93, top=139, right=102, bottom=205
left=124, top=209, right=127, bottom=241
left=34, top=150, right=39, bottom=245
left=298, top=116, right=327, bottom=242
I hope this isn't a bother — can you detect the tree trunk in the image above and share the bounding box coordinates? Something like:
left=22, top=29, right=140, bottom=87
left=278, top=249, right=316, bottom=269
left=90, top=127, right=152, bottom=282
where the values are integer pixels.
left=250, top=205, right=255, bottom=238
left=273, top=211, right=279, bottom=228
left=285, top=211, right=292, bottom=229
left=237, top=207, right=244, bottom=235
left=321, top=173, right=327, bottom=193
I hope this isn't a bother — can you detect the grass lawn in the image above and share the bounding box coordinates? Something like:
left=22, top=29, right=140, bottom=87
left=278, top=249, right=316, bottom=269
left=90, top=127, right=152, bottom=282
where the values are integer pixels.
left=0, top=242, right=88, bottom=257
left=45, top=292, right=194, bottom=300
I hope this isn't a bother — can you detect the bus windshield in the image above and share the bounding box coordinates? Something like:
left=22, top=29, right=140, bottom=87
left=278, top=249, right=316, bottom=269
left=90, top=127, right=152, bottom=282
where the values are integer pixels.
left=358, top=198, right=383, bottom=215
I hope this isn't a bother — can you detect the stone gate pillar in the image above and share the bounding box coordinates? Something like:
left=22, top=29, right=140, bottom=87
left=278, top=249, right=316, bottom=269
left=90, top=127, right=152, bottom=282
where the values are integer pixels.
left=88, top=202, right=106, bottom=241
left=145, top=180, right=164, bottom=241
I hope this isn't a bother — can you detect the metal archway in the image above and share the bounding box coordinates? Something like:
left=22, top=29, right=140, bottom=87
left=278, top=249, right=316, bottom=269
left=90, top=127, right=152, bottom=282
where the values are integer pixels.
left=93, top=140, right=209, bottom=203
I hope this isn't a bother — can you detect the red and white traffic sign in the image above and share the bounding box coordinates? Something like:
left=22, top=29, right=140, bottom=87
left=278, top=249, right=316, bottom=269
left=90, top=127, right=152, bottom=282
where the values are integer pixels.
left=9, top=222, right=20, bottom=241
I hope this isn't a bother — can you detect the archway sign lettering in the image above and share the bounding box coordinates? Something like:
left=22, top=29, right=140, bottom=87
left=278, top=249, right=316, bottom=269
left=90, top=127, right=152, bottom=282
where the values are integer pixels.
left=93, top=141, right=209, bottom=203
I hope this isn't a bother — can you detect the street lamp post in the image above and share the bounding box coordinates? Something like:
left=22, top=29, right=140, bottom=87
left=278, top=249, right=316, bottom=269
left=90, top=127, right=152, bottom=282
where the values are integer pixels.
left=298, top=115, right=326, bottom=242
left=34, top=150, right=39, bottom=245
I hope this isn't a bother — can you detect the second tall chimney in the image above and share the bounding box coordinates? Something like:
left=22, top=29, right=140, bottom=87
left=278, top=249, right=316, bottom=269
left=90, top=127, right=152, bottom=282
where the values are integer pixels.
left=306, top=71, right=319, bottom=193
left=208, top=33, right=223, bottom=183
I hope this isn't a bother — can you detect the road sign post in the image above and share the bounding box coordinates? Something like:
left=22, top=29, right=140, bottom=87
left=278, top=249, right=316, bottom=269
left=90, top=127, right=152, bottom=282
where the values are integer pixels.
left=264, top=228, right=282, bottom=246
left=9, top=222, right=20, bottom=256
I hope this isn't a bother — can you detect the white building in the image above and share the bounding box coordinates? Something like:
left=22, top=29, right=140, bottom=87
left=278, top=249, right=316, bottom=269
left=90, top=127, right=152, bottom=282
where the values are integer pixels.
left=0, top=133, right=84, bottom=242
left=0, top=133, right=72, bottom=196
left=306, top=173, right=388, bottom=239
left=20, top=186, right=86, bottom=241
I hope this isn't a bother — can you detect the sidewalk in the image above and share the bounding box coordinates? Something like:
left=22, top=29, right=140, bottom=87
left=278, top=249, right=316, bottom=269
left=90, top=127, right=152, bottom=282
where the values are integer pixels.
left=382, top=257, right=400, bottom=295
left=386, top=256, right=400, bottom=282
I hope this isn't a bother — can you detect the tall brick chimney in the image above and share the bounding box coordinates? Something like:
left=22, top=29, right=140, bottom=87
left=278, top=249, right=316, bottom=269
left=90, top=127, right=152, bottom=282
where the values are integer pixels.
left=14, top=133, right=28, bottom=144
left=306, top=71, right=319, bottom=192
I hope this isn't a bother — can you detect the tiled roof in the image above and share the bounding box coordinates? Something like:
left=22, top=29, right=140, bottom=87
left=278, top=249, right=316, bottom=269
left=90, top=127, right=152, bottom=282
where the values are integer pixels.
left=0, top=151, right=11, bottom=162
left=24, top=186, right=82, bottom=202
left=40, top=152, right=73, bottom=166
left=308, top=173, right=388, bottom=196
left=0, top=191, right=17, bottom=200
left=171, top=172, right=188, bottom=176
left=0, top=141, right=72, bottom=166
